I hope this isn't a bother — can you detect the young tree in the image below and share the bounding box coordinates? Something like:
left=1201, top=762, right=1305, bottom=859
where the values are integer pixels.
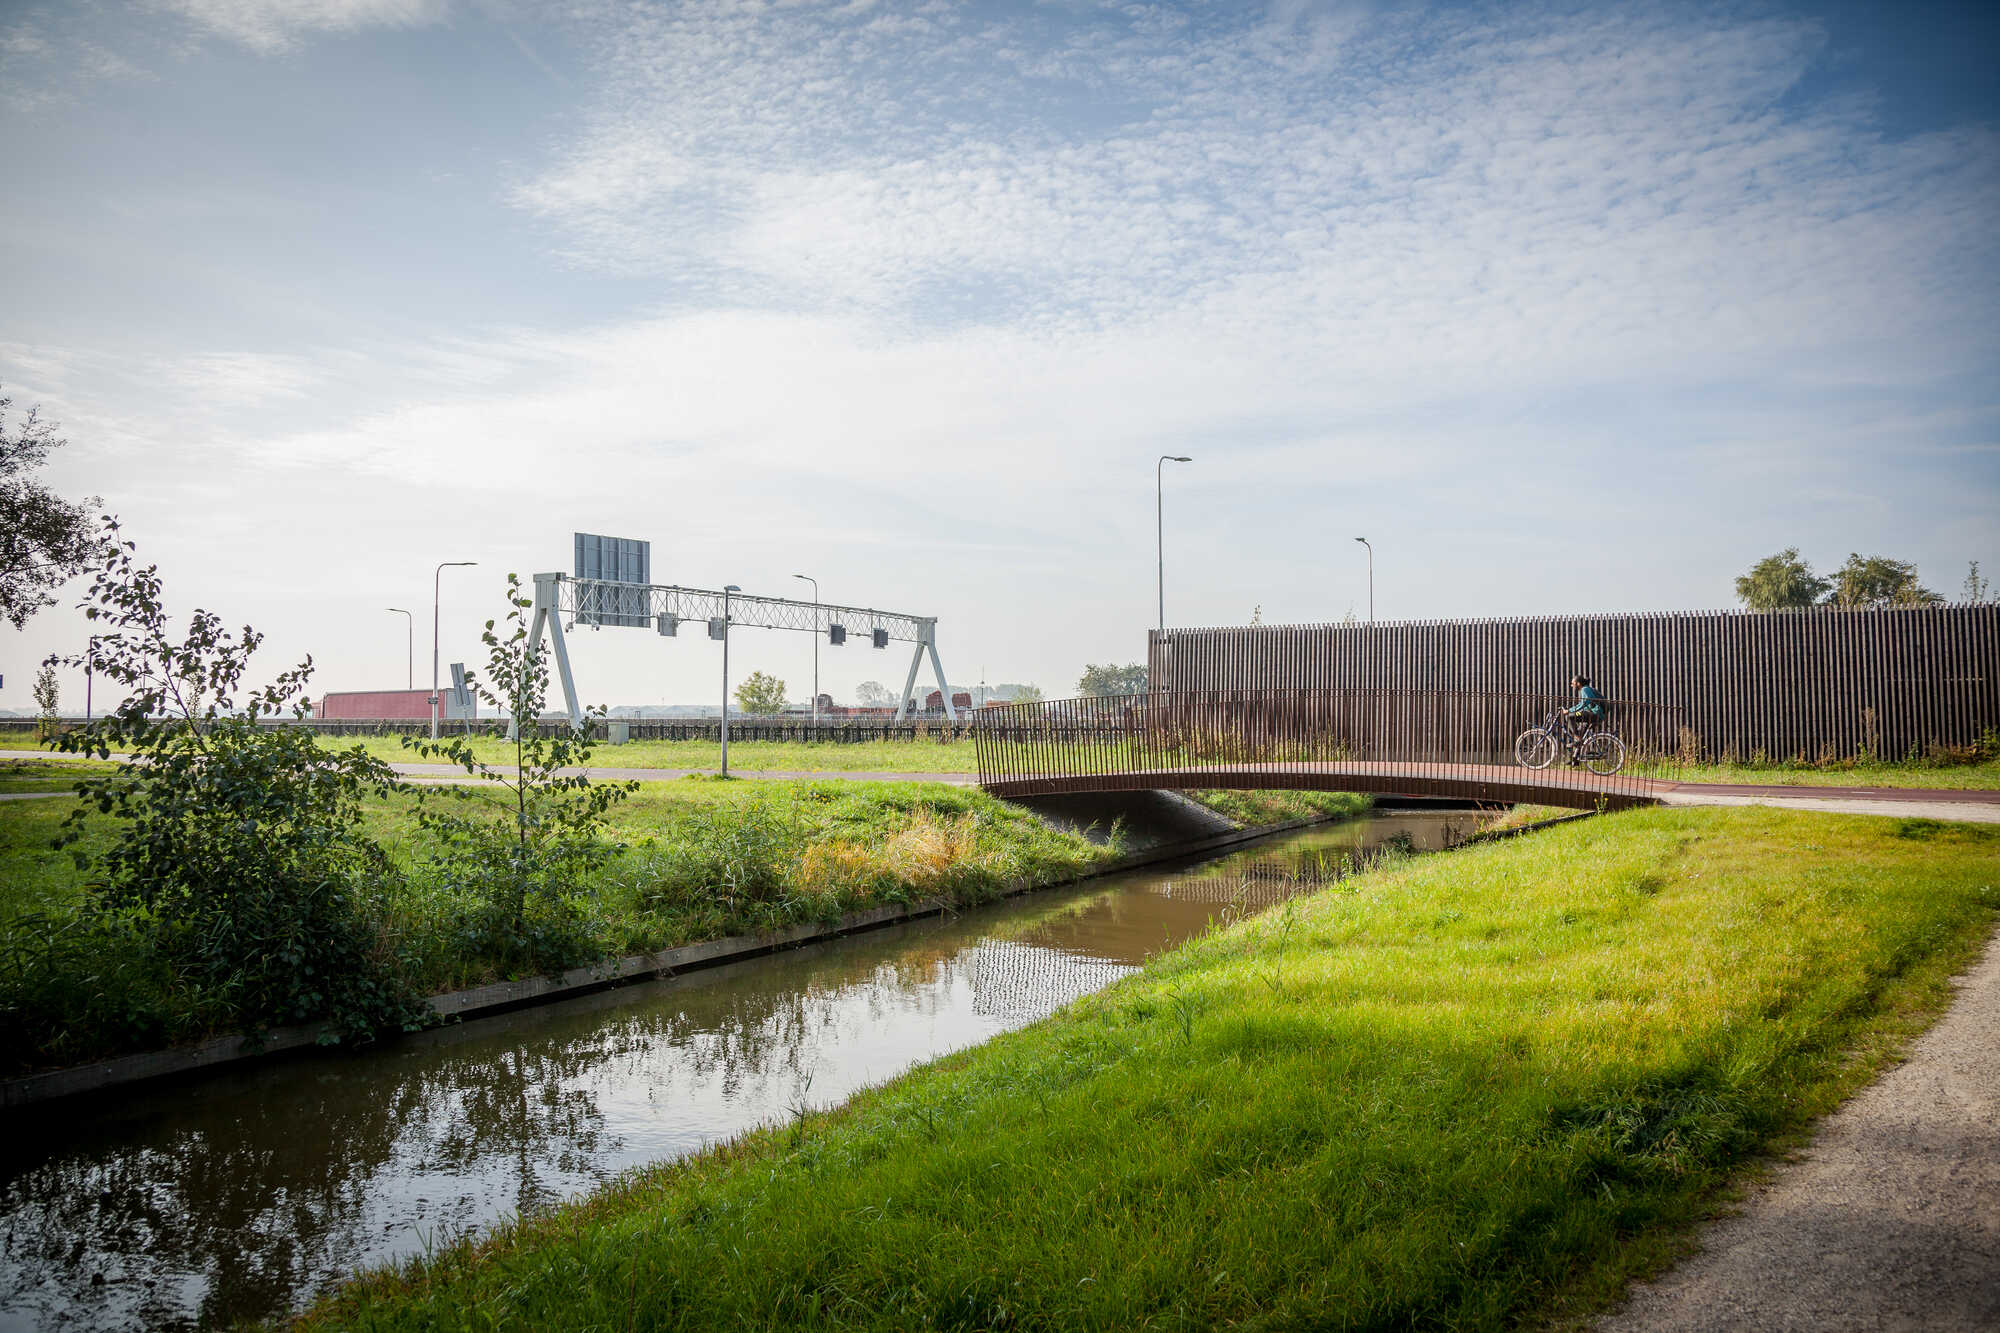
left=854, top=680, right=895, bottom=708
left=1077, top=663, right=1148, bottom=696
left=734, top=670, right=788, bottom=715
left=0, top=388, right=101, bottom=628
left=1964, top=561, right=1991, bottom=604
left=48, top=520, right=417, bottom=1039
left=405, top=575, right=635, bottom=970
left=1826, top=553, right=1940, bottom=608
left=32, top=659, right=59, bottom=741
left=1734, top=548, right=1829, bottom=610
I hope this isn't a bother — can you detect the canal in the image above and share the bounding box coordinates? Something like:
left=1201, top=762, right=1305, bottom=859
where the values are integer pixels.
left=0, top=807, right=1491, bottom=1329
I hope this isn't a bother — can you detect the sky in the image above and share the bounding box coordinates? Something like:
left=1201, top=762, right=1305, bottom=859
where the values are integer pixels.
left=2, top=0, right=1996, bottom=713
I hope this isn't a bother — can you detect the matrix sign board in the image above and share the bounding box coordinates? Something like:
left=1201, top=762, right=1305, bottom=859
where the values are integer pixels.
left=573, top=533, right=652, bottom=627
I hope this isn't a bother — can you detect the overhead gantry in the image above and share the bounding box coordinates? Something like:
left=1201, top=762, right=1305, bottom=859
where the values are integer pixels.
left=525, top=571, right=954, bottom=731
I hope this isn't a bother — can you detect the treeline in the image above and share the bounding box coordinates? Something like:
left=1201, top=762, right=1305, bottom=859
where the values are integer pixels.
left=1735, top=550, right=1988, bottom=611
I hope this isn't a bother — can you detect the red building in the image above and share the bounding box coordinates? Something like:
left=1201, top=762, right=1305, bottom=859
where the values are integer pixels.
left=316, top=689, right=469, bottom=721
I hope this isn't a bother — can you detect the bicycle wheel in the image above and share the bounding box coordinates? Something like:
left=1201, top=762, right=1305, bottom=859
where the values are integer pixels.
left=1579, top=732, right=1625, bottom=776
left=1514, top=728, right=1557, bottom=769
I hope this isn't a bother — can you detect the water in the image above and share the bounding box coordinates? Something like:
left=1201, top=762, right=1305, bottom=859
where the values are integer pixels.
left=0, top=809, right=1487, bottom=1329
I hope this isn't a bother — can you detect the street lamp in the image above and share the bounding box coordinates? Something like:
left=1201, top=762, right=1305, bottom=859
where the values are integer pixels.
left=792, top=573, right=819, bottom=728
left=720, top=585, right=741, bottom=777
left=386, top=607, right=413, bottom=690
left=432, top=561, right=477, bottom=740
left=1157, top=455, right=1193, bottom=632
left=1353, top=537, right=1373, bottom=624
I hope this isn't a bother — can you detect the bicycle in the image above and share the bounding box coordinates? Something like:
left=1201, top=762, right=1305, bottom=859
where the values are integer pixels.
left=1514, top=708, right=1626, bottom=775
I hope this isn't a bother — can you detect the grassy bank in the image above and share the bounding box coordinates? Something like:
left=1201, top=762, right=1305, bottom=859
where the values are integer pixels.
left=0, top=776, right=1359, bottom=1073
left=301, top=807, right=1999, bottom=1332
left=0, top=780, right=1107, bottom=1071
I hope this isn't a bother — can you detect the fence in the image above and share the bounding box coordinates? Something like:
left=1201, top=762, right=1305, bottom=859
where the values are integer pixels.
left=973, top=689, right=1682, bottom=809
left=0, top=717, right=978, bottom=744
left=1149, top=604, right=2000, bottom=763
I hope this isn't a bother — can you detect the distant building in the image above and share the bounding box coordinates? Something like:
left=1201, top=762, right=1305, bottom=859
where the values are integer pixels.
left=316, top=689, right=474, bottom=721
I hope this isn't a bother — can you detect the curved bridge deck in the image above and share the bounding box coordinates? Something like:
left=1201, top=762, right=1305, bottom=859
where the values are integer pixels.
left=973, top=689, right=1684, bottom=812
left=981, top=760, right=1668, bottom=811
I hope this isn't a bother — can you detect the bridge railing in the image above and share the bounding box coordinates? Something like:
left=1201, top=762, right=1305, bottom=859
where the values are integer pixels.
left=972, top=689, right=1685, bottom=807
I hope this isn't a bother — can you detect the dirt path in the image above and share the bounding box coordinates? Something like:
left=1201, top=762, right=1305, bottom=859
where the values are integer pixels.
left=1598, top=926, right=2000, bottom=1331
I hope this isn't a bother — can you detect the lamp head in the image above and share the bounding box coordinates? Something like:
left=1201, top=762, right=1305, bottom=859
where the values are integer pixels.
left=724, top=584, right=741, bottom=592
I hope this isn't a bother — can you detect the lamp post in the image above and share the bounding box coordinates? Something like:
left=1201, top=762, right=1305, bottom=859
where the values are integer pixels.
left=386, top=607, right=413, bottom=690
left=1353, top=537, right=1373, bottom=624
left=1157, top=454, right=1193, bottom=632
left=720, top=584, right=740, bottom=777
left=792, top=573, right=819, bottom=728
left=432, top=561, right=476, bottom=739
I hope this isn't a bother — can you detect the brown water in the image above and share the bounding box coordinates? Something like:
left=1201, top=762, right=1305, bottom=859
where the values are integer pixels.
left=0, top=809, right=1487, bottom=1330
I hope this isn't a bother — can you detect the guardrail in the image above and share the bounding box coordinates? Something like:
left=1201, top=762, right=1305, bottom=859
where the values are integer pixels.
left=972, top=689, right=1684, bottom=809
left=0, top=717, right=977, bottom=743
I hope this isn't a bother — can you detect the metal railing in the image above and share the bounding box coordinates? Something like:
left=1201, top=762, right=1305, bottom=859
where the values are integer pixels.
left=972, top=689, right=1684, bottom=809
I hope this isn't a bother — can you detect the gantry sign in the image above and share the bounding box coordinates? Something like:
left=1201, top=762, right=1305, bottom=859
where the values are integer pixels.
left=526, top=534, right=956, bottom=729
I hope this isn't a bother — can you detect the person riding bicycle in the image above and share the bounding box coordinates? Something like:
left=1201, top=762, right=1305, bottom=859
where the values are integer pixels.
left=1563, top=676, right=1605, bottom=738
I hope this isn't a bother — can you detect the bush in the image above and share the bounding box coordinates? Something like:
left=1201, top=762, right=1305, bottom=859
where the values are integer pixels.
left=405, top=575, right=635, bottom=975
left=46, top=520, right=425, bottom=1043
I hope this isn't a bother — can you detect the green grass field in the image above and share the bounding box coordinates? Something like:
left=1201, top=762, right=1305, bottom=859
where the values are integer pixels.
left=8, top=730, right=1996, bottom=789
left=1664, top=757, right=2000, bottom=789
left=0, top=757, right=121, bottom=794
left=0, top=730, right=982, bottom=773
left=298, top=806, right=2000, bottom=1332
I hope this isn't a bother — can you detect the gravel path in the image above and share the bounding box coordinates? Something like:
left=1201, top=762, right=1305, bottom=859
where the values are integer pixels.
left=1598, top=926, right=2000, bottom=1331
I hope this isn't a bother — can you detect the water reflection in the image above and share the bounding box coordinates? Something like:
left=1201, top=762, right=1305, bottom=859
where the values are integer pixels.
left=0, top=809, right=1483, bottom=1330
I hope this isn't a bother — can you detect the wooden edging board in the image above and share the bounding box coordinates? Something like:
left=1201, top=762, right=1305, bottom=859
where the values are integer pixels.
left=0, top=807, right=1381, bottom=1112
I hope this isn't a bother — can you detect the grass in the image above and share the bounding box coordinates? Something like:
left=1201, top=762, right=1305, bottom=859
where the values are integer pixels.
left=1179, top=788, right=1371, bottom=826
left=295, top=806, right=2000, bottom=1332
left=0, top=778, right=1119, bottom=1068
left=0, top=770, right=1349, bottom=1071
left=1666, top=756, right=2000, bottom=789
left=8, top=731, right=1999, bottom=789
left=0, top=757, right=122, bottom=794
left=0, top=729, right=982, bottom=773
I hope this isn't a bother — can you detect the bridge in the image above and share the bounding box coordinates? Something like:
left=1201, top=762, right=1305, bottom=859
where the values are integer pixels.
left=972, top=689, right=1681, bottom=811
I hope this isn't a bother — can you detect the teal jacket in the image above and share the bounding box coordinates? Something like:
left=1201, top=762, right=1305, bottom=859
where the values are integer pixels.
left=1567, top=684, right=1604, bottom=717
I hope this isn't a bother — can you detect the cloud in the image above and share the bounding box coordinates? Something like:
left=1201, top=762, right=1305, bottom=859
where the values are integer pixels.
left=153, top=0, right=450, bottom=52
left=512, top=0, right=1997, bottom=386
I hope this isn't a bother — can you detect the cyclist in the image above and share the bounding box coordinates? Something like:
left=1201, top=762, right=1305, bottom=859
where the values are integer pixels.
left=1563, top=675, right=1605, bottom=738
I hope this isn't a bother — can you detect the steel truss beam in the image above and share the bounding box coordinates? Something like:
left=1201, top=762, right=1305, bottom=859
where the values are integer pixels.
left=526, top=573, right=954, bottom=730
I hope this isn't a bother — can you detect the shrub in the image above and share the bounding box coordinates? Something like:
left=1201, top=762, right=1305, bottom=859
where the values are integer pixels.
left=405, top=575, right=635, bottom=975
left=46, top=520, right=423, bottom=1042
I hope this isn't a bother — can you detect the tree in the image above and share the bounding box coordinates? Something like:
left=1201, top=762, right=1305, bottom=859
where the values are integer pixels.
left=1077, top=663, right=1148, bottom=697
left=405, top=575, right=635, bottom=971
left=1964, top=561, right=1991, bottom=604
left=32, top=659, right=59, bottom=741
left=1734, top=548, right=1829, bottom=611
left=734, top=670, right=788, bottom=715
left=48, top=519, right=419, bottom=1039
left=1826, top=553, right=1940, bottom=608
left=1011, top=683, right=1044, bottom=704
left=1, top=388, right=100, bottom=629
left=854, top=680, right=895, bottom=708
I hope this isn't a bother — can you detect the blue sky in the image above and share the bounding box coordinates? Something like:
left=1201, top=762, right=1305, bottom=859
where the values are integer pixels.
left=2, top=0, right=1996, bottom=710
